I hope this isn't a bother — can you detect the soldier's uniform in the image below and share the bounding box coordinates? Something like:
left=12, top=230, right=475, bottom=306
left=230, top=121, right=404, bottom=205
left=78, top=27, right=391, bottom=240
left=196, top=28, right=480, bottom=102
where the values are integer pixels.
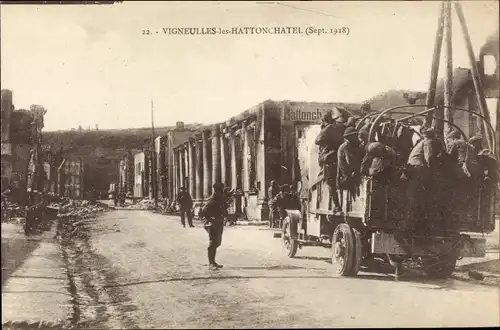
left=200, top=182, right=227, bottom=270
left=361, top=142, right=398, bottom=180
left=177, top=187, right=194, bottom=227
left=406, top=127, right=446, bottom=233
left=271, top=185, right=302, bottom=229
left=446, top=130, right=481, bottom=180
left=267, top=180, right=280, bottom=228
left=469, top=135, right=498, bottom=184
left=315, top=112, right=345, bottom=213
left=337, top=127, right=364, bottom=192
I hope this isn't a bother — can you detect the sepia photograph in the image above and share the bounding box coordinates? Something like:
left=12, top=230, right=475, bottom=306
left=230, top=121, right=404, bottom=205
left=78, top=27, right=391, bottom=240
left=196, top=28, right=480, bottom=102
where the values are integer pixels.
left=1, top=0, right=499, bottom=328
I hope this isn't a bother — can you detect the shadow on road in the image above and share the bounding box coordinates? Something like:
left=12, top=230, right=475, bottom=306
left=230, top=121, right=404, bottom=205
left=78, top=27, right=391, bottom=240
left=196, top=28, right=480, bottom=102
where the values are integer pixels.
left=101, top=274, right=341, bottom=289
left=294, top=256, right=331, bottom=262
left=352, top=258, right=500, bottom=288
left=8, top=275, right=67, bottom=280
left=236, top=265, right=325, bottom=271
left=1, top=218, right=58, bottom=287
left=1, top=235, right=40, bottom=286
left=456, top=259, right=500, bottom=275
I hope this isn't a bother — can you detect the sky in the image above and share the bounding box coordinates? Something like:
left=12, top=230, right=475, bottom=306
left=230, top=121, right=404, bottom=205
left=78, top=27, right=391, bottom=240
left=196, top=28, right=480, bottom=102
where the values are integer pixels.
left=1, top=1, right=498, bottom=131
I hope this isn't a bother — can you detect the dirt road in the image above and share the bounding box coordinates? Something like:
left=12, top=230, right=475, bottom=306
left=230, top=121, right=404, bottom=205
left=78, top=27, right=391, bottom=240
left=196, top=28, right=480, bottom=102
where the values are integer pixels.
left=57, top=210, right=499, bottom=328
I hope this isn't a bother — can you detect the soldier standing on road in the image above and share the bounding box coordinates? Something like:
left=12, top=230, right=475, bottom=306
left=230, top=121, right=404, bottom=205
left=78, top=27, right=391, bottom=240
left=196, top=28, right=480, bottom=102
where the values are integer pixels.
left=268, top=180, right=280, bottom=201
left=200, top=182, right=226, bottom=270
left=177, top=187, right=194, bottom=228
left=273, top=184, right=302, bottom=229
left=267, top=180, right=280, bottom=228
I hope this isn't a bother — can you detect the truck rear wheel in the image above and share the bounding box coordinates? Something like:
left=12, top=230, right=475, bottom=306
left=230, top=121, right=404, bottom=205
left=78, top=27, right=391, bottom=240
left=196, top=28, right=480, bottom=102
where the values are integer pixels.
left=332, top=224, right=356, bottom=276
left=422, top=248, right=458, bottom=279
left=282, top=217, right=298, bottom=258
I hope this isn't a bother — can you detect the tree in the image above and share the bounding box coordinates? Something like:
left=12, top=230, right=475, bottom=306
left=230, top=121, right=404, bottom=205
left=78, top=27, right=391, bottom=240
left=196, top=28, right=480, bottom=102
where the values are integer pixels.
left=29, top=104, right=47, bottom=129
left=10, top=110, right=34, bottom=144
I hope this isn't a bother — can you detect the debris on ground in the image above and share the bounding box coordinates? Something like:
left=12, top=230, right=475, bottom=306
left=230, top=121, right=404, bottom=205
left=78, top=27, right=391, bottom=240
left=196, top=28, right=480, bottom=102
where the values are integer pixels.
left=1, top=201, right=26, bottom=223
left=123, top=198, right=157, bottom=210
left=56, top=199, right=108, bottom=220
left=468, top=270, right=485, bottom=281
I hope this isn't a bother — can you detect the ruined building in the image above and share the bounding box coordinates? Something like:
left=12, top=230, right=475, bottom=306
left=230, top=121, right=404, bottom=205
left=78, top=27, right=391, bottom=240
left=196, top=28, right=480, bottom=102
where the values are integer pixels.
left=1, top=89, right=47, bottom=191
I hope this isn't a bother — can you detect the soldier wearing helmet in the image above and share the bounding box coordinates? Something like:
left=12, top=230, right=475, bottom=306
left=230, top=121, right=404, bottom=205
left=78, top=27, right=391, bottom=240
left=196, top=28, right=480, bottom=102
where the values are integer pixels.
left=177, top=187, right=194, bottom=228
left=200, top=182, right=227, bottom=270
left=337, top=127, right=365, bottom=194
left=273, top=184, right=301, bottom=228
left=267, top=180, right=280, bottom=228
left=469, top=135, right=497, bottom=183
left=405, top=126, right=445, bottom=233
left=315, top=111, right=345, bottom=213
left=361, top=142, right=398, bottom=180
left=446, top=129, right=481, bottom=180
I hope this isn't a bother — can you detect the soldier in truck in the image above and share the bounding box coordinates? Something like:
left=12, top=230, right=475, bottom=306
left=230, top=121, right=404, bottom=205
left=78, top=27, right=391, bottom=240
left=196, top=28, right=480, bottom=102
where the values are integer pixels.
left=315, top=111, right=345, bottom=213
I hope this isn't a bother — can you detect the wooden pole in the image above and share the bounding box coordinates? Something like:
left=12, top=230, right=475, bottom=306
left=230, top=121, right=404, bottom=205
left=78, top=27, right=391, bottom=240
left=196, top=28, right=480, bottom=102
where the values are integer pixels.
left=427, top=1, right=445, bottom=128
left=443, top=0, right=453, bottom=141
left=151, top=99, right=158, bottom=207
left=454, top=2, right=494, bottom=151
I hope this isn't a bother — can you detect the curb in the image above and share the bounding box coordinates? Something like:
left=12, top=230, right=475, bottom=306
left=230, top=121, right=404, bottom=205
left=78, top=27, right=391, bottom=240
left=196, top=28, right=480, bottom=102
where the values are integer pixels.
left=119, top=209, right=271, bottom=227
left=233, top=221, right=269, bottom=226
left=152, top=211, right=269, bottom=226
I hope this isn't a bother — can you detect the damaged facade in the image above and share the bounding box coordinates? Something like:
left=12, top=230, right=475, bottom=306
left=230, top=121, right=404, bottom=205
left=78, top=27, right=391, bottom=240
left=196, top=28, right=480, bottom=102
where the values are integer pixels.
left=118, top=150, right=135, bottom=197
left=40, top=146, right=63, bottom=194
left=130, top=122, right=197, bottom=200
left=133, top=151, right=149, bottom=198
left=1, top=89, right=47, bottom=192
left=57, top=157, right=85, bottom=199
left=171, top=100, right=361, bottom=221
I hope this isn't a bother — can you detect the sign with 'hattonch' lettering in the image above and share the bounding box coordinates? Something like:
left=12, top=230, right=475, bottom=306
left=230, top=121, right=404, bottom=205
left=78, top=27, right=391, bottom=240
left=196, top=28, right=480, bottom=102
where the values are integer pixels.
left=282, top=103, right=349, bottom=123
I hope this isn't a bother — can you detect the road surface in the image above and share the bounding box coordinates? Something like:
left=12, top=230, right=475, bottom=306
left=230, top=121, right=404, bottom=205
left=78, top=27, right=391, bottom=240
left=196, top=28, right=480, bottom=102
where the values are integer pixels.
left=49, top=210, right=499, bottom=329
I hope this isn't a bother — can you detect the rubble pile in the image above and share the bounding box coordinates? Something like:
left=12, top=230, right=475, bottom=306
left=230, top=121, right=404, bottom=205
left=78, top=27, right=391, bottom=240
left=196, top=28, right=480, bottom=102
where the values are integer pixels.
left=54, top=199, right=110, bottom=240
left=56, top=199, right=108, bottom=220
left=150, top=198, right=177, bottom=214
left=1, top=201, right=26, bottom=223
left=126, top=198, right=157, bottom=210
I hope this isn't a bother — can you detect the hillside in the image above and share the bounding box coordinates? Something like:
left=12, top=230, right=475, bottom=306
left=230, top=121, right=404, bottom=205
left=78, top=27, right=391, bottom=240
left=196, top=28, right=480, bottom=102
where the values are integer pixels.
left=43, top=124, right=203, bottom=192
left=365, top=89, right=427, bottom=111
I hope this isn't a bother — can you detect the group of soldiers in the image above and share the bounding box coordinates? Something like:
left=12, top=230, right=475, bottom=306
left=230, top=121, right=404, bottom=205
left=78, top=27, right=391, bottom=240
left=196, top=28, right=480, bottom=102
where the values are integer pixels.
left=311, top=109, right=497, bottom=234
left=405, top=126, right=497, bottom=233
left=173, top=109, right=497, bottom=268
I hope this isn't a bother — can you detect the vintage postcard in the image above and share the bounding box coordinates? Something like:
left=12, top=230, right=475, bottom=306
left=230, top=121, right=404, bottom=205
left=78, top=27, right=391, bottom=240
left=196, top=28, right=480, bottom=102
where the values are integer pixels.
left=1, top=1, right=499, bottom=329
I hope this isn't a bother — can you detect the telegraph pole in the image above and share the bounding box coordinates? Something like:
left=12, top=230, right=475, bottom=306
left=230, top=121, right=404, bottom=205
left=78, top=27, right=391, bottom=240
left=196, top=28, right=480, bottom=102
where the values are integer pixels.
left=443, top=0, right=453, bottom=139
left=151, top=99, right=158, bottom=208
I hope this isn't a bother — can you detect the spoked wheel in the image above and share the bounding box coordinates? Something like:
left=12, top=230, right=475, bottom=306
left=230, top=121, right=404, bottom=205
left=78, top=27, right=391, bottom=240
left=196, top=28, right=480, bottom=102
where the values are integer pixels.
left=282, top=217, right=298, bottom=258
left=349, top=228, right=363, bottom=276
left=332, top=224, right=356, bottom=276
